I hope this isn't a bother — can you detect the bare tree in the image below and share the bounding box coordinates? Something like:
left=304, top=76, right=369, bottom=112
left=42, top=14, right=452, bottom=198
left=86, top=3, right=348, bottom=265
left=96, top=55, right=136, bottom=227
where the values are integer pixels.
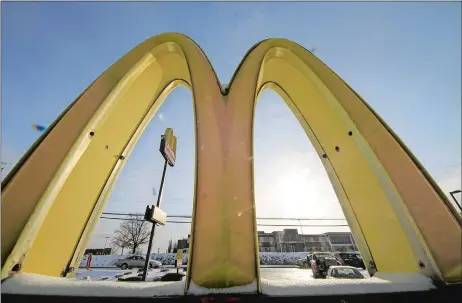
left=113, top=215, right=151, bottom=254
left=167, top=239, right=173, bottom=253
left=111, top=235, right=130, bottom=255
left=172, top=241, right=178, bottom=253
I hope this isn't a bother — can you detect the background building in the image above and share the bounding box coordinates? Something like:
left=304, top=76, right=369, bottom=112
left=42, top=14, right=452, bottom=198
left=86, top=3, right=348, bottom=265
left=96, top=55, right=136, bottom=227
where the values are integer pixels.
left=300, top=234, right=331, bottom=252
left=85, top=248, right=112, bottom=255
left=177, top=234, right=190, bottom=250
left=257, top=229, right=359, bottom=253
left=257, top=231, right=276, bottom=252
left=324, top=232, right=358, bottom=252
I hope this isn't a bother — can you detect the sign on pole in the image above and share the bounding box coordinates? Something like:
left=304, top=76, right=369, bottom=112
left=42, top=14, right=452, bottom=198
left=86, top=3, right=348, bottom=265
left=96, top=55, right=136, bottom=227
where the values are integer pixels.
left=176, top=249, right=183, bottom=267
left=144, top=205, right=167, bottom=226
left=160, top=128, right=177, bottom=167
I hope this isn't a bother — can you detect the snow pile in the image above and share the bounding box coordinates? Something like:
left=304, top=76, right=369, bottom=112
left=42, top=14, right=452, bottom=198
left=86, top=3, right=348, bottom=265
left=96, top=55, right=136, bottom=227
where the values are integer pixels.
left=261, top=273, right=435, bottom=296
left=79, top=252, right=308, bottom=268
left=150, top=253, right=188, bottom=266
left=2, top=273, right=185, bottom=297
left=188, top=280, right=257, bottom=295
left=75, top=269, right=132, bottom=281
left=80, top=255, right=126, bottom=267
left=259, top=252, right=307, bottom=265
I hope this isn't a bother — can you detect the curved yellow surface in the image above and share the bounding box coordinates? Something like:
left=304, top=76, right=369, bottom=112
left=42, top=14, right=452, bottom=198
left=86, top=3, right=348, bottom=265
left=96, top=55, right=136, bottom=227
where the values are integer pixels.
left=2, top=33, right=461, bottom=290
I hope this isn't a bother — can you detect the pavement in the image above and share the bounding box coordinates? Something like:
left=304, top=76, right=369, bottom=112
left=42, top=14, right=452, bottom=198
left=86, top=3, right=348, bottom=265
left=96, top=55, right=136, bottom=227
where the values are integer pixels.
left=75, top=267, right=370, bottom=282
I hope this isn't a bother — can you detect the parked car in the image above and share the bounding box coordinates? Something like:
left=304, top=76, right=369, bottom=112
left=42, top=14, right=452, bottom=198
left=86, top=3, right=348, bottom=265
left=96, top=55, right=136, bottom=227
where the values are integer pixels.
left=310, top=252, right=342, bottom=278
left=326, top=266, right=365, bottom=279
left=115, top=255, right=162, bottom=270
left=336, top=252, right=366, bottom=269
left=297, top=254, right=312, bottom=268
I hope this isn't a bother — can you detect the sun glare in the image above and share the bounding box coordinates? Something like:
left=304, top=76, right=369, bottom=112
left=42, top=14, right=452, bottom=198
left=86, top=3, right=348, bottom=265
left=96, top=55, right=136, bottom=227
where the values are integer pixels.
left=274, top=172, right=307, bottom=204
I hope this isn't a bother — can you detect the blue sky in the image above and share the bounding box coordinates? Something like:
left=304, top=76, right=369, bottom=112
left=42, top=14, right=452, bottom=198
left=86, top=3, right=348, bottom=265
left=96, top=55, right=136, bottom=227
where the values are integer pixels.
left=2, top=2, right=461, bottom=252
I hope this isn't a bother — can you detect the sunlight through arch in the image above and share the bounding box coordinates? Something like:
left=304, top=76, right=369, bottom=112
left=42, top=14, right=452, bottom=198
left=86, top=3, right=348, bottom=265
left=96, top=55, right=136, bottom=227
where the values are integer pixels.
left=254, top=89, right=345, bottom=224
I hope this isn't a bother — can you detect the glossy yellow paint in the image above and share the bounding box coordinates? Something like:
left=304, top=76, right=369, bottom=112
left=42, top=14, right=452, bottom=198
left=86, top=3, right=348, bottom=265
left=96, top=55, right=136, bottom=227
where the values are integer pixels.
left=2, top=33, right=461, bottom=290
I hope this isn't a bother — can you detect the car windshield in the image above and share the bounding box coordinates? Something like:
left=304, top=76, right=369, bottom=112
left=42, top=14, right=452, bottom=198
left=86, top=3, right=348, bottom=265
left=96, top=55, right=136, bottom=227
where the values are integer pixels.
left=331, top=268, right=363, bottom=279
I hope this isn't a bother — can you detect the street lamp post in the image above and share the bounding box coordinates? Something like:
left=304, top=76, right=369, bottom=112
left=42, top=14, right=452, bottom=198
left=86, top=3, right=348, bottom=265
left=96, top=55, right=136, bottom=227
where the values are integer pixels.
left=103, top=237, right=110, bottom=253
left=449, top=190, right=462, bottom=212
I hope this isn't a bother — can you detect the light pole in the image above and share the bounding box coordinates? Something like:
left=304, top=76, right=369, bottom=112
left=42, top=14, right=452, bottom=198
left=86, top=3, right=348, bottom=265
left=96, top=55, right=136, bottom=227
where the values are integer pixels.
left=449, top=190, right=462, bottom=212
left=103, top=237, right=110, bottom=253
left=1, top=161, right=12, bottom=172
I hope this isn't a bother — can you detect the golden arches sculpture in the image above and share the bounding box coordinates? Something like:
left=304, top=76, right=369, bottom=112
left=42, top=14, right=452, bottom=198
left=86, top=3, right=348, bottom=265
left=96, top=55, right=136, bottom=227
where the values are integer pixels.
left=1, top=33, right=461, bottom=292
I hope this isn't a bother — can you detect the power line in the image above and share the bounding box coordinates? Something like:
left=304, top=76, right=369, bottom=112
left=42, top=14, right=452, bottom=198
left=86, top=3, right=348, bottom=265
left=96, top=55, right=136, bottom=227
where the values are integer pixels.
left=100, top=216, right=348, bottom=227
left=258, top=217, right=346, bottom=221
left=257, top=223, right=349, bottom=227
left=103, top=212, right=192, bottom=218
left=106, top=198, right=192, bottom=205
left=101, top=211, right=346, bottom=221
left=100, top=216, right=191, bottom=224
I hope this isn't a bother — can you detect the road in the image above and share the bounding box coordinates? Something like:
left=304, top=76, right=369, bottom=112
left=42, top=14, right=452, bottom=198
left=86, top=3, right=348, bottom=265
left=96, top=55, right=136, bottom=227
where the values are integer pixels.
left=75, top=267, right=369, bottom=282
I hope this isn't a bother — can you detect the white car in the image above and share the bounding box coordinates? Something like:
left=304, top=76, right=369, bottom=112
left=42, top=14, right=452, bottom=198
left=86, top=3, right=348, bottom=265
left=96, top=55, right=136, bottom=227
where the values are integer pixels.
left=326, top=266, right=365, bottom=279
left=115, top=255, right=162, bottom=270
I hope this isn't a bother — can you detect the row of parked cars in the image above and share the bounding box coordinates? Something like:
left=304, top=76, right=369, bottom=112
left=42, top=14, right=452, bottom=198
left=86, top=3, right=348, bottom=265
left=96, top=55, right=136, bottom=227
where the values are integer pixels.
left=298, top=252, right=366, bottom=279
left=298, top=252, right=365, bottom=269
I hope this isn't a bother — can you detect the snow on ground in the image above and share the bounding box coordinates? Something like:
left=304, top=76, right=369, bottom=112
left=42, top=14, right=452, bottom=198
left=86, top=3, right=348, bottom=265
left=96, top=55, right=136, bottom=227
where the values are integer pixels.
left=188, top=280, right=258, bottom=295
left=259, top=252, right=307, bottom=265
left=80, top=252, right=308, bottom=268
left=1, top=273, right=185, bottom=297
left=2, top=268, right=434, bottom=297
left=74, top=268, right=171, bottom=282
left=74, top=269, right=133, bottom=281
left=73, top=267, right=368, bottom=282
left=261, top=273, right=435, bottom=296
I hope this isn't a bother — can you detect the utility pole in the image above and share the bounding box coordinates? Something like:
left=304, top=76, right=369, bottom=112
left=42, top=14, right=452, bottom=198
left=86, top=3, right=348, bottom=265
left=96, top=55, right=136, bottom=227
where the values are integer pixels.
left=103, top=237, right=110, bottom=253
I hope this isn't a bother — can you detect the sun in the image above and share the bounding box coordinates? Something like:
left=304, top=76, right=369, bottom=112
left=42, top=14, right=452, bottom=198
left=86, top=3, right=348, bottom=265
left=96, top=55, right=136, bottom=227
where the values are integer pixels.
left=274, top=172, right=308, bottom=204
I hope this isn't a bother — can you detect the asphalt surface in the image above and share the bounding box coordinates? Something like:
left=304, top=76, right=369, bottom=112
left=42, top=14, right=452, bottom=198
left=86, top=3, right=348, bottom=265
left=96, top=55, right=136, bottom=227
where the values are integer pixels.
left=75, top=267, right=370, bottom=282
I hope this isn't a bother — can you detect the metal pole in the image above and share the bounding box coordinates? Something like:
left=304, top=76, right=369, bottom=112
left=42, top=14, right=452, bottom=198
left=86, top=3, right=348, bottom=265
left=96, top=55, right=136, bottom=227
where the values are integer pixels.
left=103, top=237, right=110, bottom=251
left=298, top=219, right=304, bottom=235
left=142, top=159, right=168, bottom=281
left=449, top=190, right=462, bottom=212
left=298, top=219, right=305, bottom=252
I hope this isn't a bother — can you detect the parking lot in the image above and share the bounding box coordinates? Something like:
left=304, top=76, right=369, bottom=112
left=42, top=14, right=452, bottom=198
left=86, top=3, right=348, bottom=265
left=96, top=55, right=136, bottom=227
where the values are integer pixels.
left=75, top=267, right=370, bottom=282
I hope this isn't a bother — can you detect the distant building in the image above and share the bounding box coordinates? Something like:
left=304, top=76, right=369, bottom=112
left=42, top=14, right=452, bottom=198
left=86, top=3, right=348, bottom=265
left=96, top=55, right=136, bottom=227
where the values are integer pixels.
left=258, top=231, right=275, bottom=252
left=85, top=248, right=112, bottom=255
left=300, top=234, right=331, bottom=252
left=273, top=229, right=305, bottom=252
left=324, top=232, right=358, bottom=252
left=177, top=234, right=190, bottom=250
left=257, top=229, right=358, bottom=253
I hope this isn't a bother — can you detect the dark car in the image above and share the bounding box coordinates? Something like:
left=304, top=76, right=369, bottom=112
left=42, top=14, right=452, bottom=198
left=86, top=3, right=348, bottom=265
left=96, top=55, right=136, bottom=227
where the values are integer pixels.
left=310, top=252, right=342, bottom=278
left=297, top=254, right=312, bottom=268
left=336, top=252, right=366, bottom=269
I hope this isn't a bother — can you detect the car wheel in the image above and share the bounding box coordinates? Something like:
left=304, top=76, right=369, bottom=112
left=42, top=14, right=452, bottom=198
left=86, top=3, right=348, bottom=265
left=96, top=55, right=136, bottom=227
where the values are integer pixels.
left=121, top=263, right=128, bottom=270
left=149, top=263, right=153, bottom=269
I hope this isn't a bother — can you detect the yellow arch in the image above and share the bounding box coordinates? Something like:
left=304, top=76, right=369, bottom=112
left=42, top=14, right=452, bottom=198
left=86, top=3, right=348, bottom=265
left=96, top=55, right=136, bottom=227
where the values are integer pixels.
left=1, top=33, right=461, bottom=292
